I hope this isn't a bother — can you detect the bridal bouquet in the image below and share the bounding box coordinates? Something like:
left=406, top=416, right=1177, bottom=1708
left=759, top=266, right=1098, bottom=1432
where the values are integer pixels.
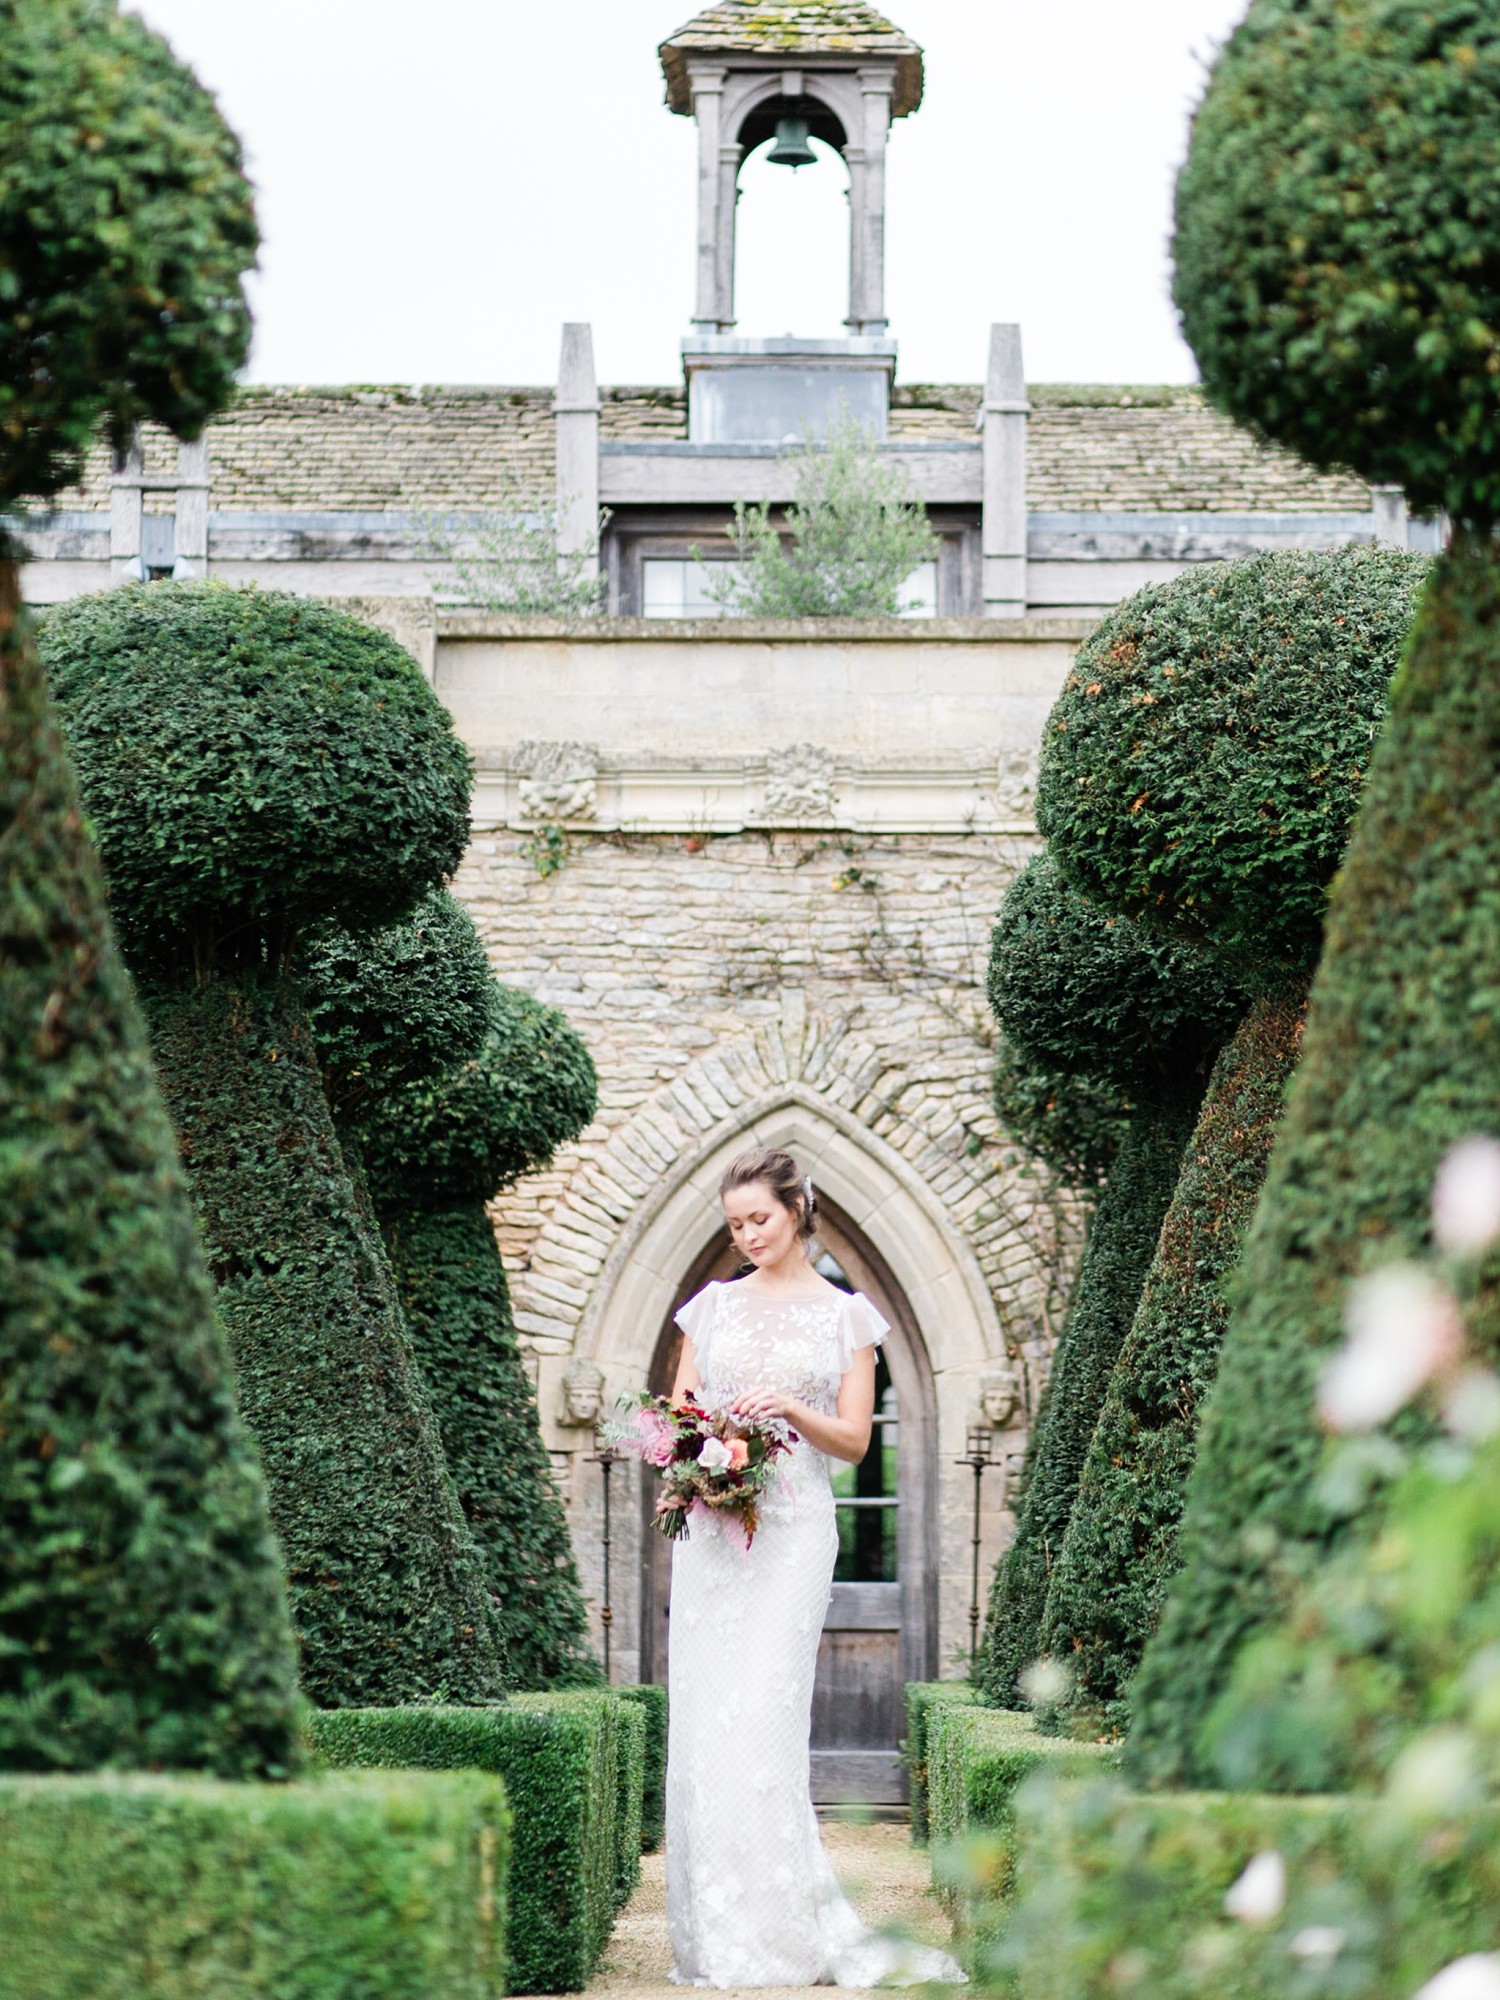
left=607, top=1392, right=798, bottom=1549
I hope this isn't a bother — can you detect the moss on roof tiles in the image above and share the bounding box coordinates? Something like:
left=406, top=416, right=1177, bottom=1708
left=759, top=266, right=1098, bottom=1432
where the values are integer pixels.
left=660, top=2, right=922, bottom=116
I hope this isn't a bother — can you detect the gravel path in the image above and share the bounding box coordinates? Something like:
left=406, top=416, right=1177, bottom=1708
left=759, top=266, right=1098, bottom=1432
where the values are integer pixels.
left=584, top=1818, right=957, bottom=2000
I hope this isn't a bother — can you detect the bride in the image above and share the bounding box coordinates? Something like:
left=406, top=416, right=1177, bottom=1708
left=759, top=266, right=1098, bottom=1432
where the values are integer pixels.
left=665, top=1146, right=965, bottom=1988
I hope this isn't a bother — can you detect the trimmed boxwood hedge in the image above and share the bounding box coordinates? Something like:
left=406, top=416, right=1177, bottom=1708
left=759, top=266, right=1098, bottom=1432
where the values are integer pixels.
left=991, top=1033, right=1129, bottom=1195
left=1038, top=549, right=1427, bottom=978
left=1129, top=540, right=1500, bottom=1788
left=1171, top=0, right=1500, bottom=529
left=905, top=1681, right=978, bottom=1845
left=924, top=1707, right=1116, bottom=1950
left=0, top=1769, right=510, bottom=2000
left=45, top=584, right=507, bottom=1709
left=0, top=582, right=300, bottom=1778
left=306, top=1694, right=643, bottom=1994
left=0, top=0, right=256, bottom=513
left=1001, top=1776, right=1500, bottom=2000
left=1036, top=987, right=1307, bottom=1736
left=362, top=984, right=601, bottom=1691
left=617, top=1683, right=667, bottom=1853
left=979, top=856, right=1247, bottom=1709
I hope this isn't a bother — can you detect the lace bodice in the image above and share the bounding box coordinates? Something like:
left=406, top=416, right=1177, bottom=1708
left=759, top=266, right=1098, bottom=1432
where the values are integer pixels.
left=674, top=1280, right=889, bottom=1421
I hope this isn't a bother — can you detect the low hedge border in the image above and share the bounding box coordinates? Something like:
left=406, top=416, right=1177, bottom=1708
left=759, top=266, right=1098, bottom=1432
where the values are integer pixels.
left=926, top=1706, right=1118, bottom=1945
left=617, top=1683, right=667, bottom=1853
left=0, top=1769, right=509, bottom=2000
left=904, top=1682, right=977, bottom=1844
left=1000, top=1776, right=1500, bottom=2000
left=305, top=1693, right=642, bottom=1994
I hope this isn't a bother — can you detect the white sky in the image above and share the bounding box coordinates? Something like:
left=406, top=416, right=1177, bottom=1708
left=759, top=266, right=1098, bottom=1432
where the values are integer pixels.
left=128, top=0, right=1248, bottom=390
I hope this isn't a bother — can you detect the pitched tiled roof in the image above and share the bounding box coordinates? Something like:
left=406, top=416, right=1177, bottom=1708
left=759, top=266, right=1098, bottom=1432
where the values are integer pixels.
left=46, top=382, right=1371, bottom=518
left=660, top=2, right=923, bottom=117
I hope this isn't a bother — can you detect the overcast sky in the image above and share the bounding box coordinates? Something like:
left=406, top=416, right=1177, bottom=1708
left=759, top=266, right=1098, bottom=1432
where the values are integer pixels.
left=129, top=0, right=1247, bottom=390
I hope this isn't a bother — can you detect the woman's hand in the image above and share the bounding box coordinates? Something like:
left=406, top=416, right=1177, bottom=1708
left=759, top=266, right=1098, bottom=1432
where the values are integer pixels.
left=731, top=1389, right=793, bottom=1425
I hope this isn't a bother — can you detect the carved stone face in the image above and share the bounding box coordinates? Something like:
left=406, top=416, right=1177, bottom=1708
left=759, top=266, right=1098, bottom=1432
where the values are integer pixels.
left=979, top=1365, right=1020, bottom=1428
left=560, top=1357, right=606, bottom=1427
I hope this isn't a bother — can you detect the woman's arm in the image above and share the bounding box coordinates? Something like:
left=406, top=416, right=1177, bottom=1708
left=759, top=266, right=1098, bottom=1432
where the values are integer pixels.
left=670, top=1337, right=702, bottom=1406
left=730, top=1345, right=876, bottom=1465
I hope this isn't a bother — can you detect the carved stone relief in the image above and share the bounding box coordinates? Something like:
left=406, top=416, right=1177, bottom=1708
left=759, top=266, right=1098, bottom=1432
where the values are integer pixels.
left=558, top=1357, right=606, bottom=1428
left=761, top=742, right=837, bottom=822
left=516, top=739, right=599, bottom=822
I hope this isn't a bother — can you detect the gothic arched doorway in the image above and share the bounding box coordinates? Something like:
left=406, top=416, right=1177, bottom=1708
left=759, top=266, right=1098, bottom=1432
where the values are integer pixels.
left=640, top=1192, right=938, bottom=1803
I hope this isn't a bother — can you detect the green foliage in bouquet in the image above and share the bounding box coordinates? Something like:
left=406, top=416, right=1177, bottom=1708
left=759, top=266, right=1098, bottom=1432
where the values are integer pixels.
left=44, top=582, right=507, bottom=1709
left=0, top=0, right=256, bottom=512
left=356, top=984, right=601, bottom=1691
left=1128, top=0, right=1500, bottom=1782
left=1172, top=0, right=1500, bottom=528
left=0, top=578, right=300, bottom=1777
left=979, top=856, right=1247, bottom=1707
left=1038, top=549, right=1428, bottom=977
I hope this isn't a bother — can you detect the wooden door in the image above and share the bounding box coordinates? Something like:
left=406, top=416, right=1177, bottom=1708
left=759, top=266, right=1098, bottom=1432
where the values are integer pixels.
left=643, top=1196, right=936, bottom=1805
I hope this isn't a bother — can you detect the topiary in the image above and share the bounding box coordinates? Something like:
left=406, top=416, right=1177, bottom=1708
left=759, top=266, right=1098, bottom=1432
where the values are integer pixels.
left=0, top=0, right=256, bottom=512
left=978, top=856, right=1248, bottom=1706
left=301, top=890, right=493, bottom=1124
left=992, top=1034, right=1130, bottom=1195
left=1035, top=989, right=1305, bottom=1737
left=1124, top=0, right=1500, bottom=1786
left=1030, top=548, right=1420, bottom=1731
left=0, top=570, right=300, bottom=1776
left=1172, top=0, right=1500, bottom=530
left=41, top=585, right=471, bottom=976
left=357, top=985, right=603, bottom=1689
left=1128, top=537, right=1500, bottom=1787
left=45, top=582, right=508, bottom=1709
left=1038, top=549, right=1429, bottom=978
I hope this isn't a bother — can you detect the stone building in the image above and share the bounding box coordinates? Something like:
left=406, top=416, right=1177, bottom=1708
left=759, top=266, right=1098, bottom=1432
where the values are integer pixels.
left=14, top=1, right=1436, bottom=1796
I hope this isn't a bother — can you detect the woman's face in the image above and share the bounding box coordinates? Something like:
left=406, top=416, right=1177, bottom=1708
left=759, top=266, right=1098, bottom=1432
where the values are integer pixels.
left=723, top=1179, right=801, bottom=1268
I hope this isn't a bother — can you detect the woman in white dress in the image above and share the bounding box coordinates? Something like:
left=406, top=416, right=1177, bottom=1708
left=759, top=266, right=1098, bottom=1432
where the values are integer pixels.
left=665, top=1147, right=965, bottom=1989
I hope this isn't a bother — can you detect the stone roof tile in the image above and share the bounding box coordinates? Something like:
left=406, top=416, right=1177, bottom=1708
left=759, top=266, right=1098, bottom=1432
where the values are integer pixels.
left=660, top=2, right=922, bottom=116
left=47, top=382, right=1371, bottom=519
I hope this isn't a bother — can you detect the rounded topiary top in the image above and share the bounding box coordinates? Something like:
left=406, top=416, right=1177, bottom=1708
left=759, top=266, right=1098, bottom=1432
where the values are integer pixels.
left=1173, top=0, right=1500, bottom=525
left=302, top=891, right=494, bottom=1121
left=992, top=1033, right=1130, bottom=1193
left=361, top=985, right=598, bottom=1210
left=1037, top=550, right=1428, bottom=975
left=44, top=584, right=472, bottom=969
left=1, top=0, right=256, bottom=509
left=989, top=853, right=1247, bottom=1104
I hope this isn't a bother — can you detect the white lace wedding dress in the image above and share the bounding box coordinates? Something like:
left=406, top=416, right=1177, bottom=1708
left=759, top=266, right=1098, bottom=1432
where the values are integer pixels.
left=665, top=1279, right=966, bottom=1989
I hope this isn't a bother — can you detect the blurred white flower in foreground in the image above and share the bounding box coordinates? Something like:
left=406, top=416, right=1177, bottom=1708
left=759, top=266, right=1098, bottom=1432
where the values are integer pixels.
left=1223, top=1849, right=1285, bottom=1923
left=1442, top=1367, right=1500, bottom=1444
left=1414, top=1954, right=1500, bottom=2000
left=1432, top=1136, right=1500, bottom=1259
left=1019, top=1656, right=1072, bottom=1708
left=1318, top=1265, right=1463, bottom=1432
left=1291, top=1927, right=1346, bottom=1964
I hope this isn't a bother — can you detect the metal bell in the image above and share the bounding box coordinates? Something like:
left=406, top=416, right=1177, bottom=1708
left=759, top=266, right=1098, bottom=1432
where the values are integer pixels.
left=766, top=115, right=817, bottom=169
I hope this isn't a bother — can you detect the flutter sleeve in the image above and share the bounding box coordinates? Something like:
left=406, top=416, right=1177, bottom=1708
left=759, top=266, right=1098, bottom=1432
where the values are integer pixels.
left=673, top=1283, right=719, bottom=1374
left=837, top=1292, right=891, bottom=1373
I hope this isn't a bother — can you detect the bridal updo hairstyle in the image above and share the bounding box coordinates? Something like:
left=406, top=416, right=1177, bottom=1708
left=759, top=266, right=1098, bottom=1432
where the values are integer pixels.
left=719, top=1148, right=818, bottom=1251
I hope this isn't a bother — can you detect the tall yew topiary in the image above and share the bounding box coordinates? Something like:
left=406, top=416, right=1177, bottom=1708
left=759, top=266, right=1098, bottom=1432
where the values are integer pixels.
left=1126, top=0, right=1500, bottom=1787
left=1031, top=549, right=1422, bottom=1732
left=44, top=583, right=508, bottom=1708
left=355, top=984, right=603, bottom=1689
left=0, top=0, right=301, bottom=1773
left=978, top=855, right=1246, bottom=1706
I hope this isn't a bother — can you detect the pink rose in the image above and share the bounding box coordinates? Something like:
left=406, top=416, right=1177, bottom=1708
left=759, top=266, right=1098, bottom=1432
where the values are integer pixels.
left=633, top=1408, right=679, bottom=1467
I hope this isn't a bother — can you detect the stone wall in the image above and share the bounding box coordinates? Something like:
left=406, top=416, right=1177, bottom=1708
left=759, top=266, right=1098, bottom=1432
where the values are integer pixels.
left=453, top=822, right=1084, bottom=1683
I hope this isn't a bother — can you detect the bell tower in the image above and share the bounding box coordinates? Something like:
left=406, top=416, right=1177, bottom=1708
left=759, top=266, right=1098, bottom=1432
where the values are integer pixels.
left=658, top=0, right=924, bottom=444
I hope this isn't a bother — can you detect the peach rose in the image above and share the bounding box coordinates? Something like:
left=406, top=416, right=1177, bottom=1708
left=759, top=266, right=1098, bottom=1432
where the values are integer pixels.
left=726, top=1438, right=750, bottom=1473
